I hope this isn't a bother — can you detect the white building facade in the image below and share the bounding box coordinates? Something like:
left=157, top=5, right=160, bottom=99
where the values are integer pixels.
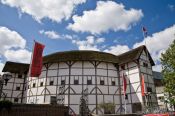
left=0, top=62, right=29, bottom=103
left=1, top=45, right=157, bottom=114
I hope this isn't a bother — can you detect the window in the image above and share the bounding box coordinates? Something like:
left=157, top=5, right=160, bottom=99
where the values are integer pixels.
left=121, top=65, right=125, bottom=70
left=18, top=74, right=22, bottom=78
left=87, top=80, right=92, bottom=85
left=50, top=81, right=54, bottom=85
left=14, top=98, right=19, bottom=102
left=112, top=81, right=115, bottom=86
left=50, top=96, right=56, bottom=105
left=125, top=94, right=128, bottom=99
left=143, top=62, right=148, bottom=67
left=74, top=80, right=79, bottom=85
left=61, top=80, right=65, bottom=85
left=100, top=80, right=104, bottom=85
left=16, top=86, right=20, bottom=90
left=33, top=83, right=36, bottom=88
left=40, top=82, right=43, bottom=86
left=147, top=87, right=152, bottom=92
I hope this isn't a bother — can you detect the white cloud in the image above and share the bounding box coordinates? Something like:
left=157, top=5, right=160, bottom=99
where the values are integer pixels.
left=104, top=45, right=130, bottom=55
left=39, top=30, right=60, bottom=39
left=96, top=37, right=105, bottom=43
left=168, top=4, right=175, bottom=11
left=1, top=0, right=86, bottom=23
left=134, top=24, right=175, bottom=72
left=152, top=64, right=162, bottom=72
left=0, top=26, right=26, bottom=54
left=5, top=49, right=31, bottom=63
left=0, top=61, right=4, bottom=74
left=0, top=26, right=31, bottom=64
left=68, top=1, right=143, bottom=34
left=72, top=36, right=105, bottom=51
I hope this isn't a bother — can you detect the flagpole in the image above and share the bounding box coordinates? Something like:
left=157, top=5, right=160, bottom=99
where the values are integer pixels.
left=28, top=40, right=36, bottom=76
left=125, top=95, right=126, bottom=114
left=142, top=26, right=149, bottom=108
left=27, top=40, right=35, bottom=103
left=122, top=72, right=127, bottom=114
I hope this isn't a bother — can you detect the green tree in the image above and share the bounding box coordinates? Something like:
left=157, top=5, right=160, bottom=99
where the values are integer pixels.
left=98, top=102, right=115, bottom=114
left=161, top=40, right=175, bottom=109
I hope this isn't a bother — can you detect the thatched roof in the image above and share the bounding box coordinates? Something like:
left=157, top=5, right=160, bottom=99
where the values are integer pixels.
left=2, top=61, right=29, bottom=73
left=43, top=50, right=119, bottom=63
left=2, top=45, right=154, bottom=73
left=43, top=45, right=154, bottom=66
left=118, top=45, right=155, bottom=65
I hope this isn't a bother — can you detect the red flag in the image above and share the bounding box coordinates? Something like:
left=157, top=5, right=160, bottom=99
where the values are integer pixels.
left=141, top=74, right=145, bottom=96
left=122, top=73, right=127, bottom=95
left=30, top=41, right=45, bottom=77
left=142, top=26, right=148, bottom=38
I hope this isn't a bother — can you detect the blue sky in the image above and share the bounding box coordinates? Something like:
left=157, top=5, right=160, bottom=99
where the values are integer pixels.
left=0, top=0, right=175, bottom=73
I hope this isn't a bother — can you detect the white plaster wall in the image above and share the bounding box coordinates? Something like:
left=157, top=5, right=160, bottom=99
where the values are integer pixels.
left=108, top=70, right=118, bottom=77
left=97, top=95, right=103, bottom=104
left=130, top=82, right=140, bottom=93
left=47, top=70, right=57, bottom=76
left=26, top=61, right=121, bottom=114
left=70, top=95, right=81, bottom=104
left=71, top=69, right=82, bottom=75
left=88, top=95, right=96, bottom=104
left=131, top=93, right=142, bottom=102
left=97, top=69, right=107, bottom=76
left=59, top=62, right=69, bottom=68
left=49, top=63, right=58, bottom=69
left=72, top=62, right=82, bottom=68
left=84, top=61, right=94, bottom=68
left=84, top=69, right=95, bottom=75
left=104, top=95, right=113, bottom=103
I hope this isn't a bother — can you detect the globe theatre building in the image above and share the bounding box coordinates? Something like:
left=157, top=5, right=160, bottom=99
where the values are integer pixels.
left=1, top=45, right=157, bottom=114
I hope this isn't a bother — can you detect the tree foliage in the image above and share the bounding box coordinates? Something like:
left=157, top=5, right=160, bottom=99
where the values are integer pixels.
left=98, top=102, right=115, bottom=114
left=161, top=39, right=175, bottom=108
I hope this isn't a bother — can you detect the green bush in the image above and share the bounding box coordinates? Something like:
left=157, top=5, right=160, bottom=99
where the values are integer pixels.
left=0, top=100, right=13, bottom=112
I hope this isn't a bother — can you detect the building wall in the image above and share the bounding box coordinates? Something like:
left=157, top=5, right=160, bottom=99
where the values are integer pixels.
left=26, top=50, right=157, bottom=114
left=1, top=49, right=157, bottom=114
left=139, top=50, right=157, bottom=107
left=1, top=73, right=26, bottom=103
left=27, top=61, right=121, bottom=114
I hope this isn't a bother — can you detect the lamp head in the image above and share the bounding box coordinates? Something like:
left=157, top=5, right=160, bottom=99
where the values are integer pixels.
left=2, top=72, right=12, bottom=85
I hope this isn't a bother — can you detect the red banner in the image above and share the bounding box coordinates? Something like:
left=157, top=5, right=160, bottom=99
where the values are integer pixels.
left=141, top=74, right=145, bottom=96
left=30, top=41, right=45, bottom=77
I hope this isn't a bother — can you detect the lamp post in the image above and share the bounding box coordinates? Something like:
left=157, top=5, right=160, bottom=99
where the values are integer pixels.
left=3, top=72, right=12, bottom=85
left=0, top=72, right=12, bottom=99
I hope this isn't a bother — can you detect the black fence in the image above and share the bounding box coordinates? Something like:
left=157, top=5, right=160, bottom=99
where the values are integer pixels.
left=0, top=104, right=69, bottom=116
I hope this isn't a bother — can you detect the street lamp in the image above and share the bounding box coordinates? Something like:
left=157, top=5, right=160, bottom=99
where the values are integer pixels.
left=0, top=72, right=12, bottom=99
left=145, top=92, right=151, bottom=107
left=2, top=72, right=12, bottom=85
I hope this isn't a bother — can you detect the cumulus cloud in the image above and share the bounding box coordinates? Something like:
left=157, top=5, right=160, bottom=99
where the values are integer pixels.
left=134, top=25, right=175, bottom=63
left=39, top=30, right=60, bottom=39
left=152, top=64, right=162, bottom=72
left=134, top=25, right=175, bottom=71
left=0, top=26, right=26, bottom=54
left=1, top=0, right=86, bottom=23
left=4, top=49, right=31, bottom=63
left=72, top=36, right=105, bottom=51
left=0, top=26, right=31, bottom=64
left=68, top=1, right=143, bottom=34
left=104, top=45, right=130, bottom=55
left=0, top=61, right=4, bottom=74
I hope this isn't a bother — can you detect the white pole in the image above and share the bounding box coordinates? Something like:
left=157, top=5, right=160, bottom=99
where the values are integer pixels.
left=122, top=71, right=126, bottom=114
left=124, top=95, right=126, bottom=114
